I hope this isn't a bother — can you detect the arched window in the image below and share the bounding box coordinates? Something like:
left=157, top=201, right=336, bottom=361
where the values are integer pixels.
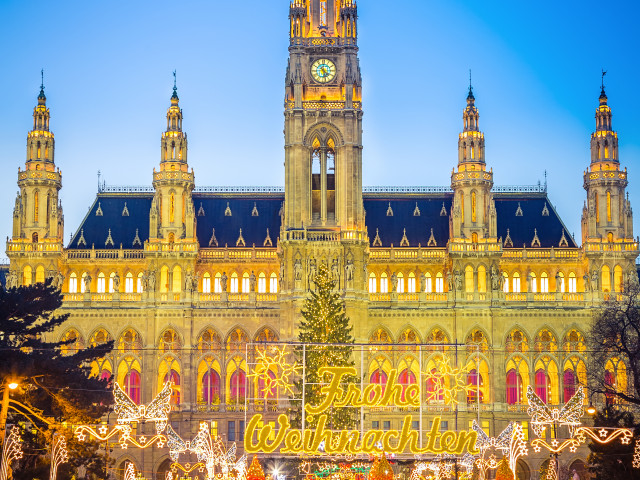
left=607, top=191, right=612, bottom=222
left=108, top=272, right=116, bottom=293
left=535, top=369, right=549, bottom=403
left=200, top=364, right=221, bottom=405
left=118, top=329, right=142, bottom=353
left=435, top=272, right=444, bottom=293
left=136, top=272, right=143, bottom=293
left=568, top=272, right=577, bottom=293
left=229, top=369, right=247, bottom=403
left=513, top=272, right=521, bottom=293
left=614, top=265, right=623, bottom=292
left=269, top=273, right=278, bottom=293
left=529, top=272, right=537, bottom=293
left=34, top=191, right=39, bottom=222
left=35, top=266, right=44, bottom=284
left=563, top=330, right=586, bottom=353
left=424, top=272, right=432, bottom=293
left=506, top=369, right=522, bottom=405
left=69, top=272, right=78, bottom=293
left=202, top=272, right=211, bottom=293
left=60, top=329, right=84, bottom=356
left=214, top=273, right=222, bottom=293
left=467, top=369, right=484, bottom=404
left=407, top=272, right=416, bottom=293
left=369, top=328, right=393, bottom=350
left=169, top=193, right=175, bottom=223
left=230, top=273, right=239, bottom=293
left=503, top=272, right=509, bottom=293
left=97, top=272, right=106, bottom=293
left=540, top=272, right=549, bottom=293
left=477, top=265, right=486, bottom=293
left=198, top=329, right=222, bottom=354
left=471, top=191, right=477, bottom=222
left=369, top=369, right=388, bottom=400
left=80, top=272, right=88, bottom=293
left=32, top=232, right=38, bottom=243
left=505, top=329, right=528, bottom=353
left=258, top=272, right=267, bottom=293
left=124, top=370, right=141, bottom=404
left=172, top=266, right=182, bottom=292
left=125, top=272, right=133, bottom=293
left=535, top=329, right=558, bottom=352
left=601, top=265, right=611, bottom=292
left=465, top=265, right=474, bottom=293
left=242, top=272, right=250, bottom=293
left=160, top=329, right=182, bottom=354
left=368, top=273, right=376, bottom=293
left=398, top=368, right=416, bottom=402
left=380, top=273, right=388, bottom=293
left=563, top=369, right=577, bottom=402
left=162, top=366, right=181, bottom=405
left=396, top=272, right=404, bottom=293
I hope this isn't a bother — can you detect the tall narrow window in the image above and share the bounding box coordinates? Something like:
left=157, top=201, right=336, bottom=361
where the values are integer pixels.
left=595, top=194, right=600, bottom=223
left=530, top=272, right=537, bottom=293
left=202, top=273, right=211, bottom=293
left=477, top=265, right=486, bottom=293
left=109, top=272, right=116, bottom=293
left=230, top=273, right=239, bottom=293
left=435, top=272, right=444, bottom=293
left=34, top=191, right=39, bottom=223
left=125, top=273, right=133, bottom=293
left=172, top=266, right=182, bottom=292
left=607, top=191, right=612, bottom=222
left=557, top=272, right=565, bottom=293
left=319, top=0, right=327, bottom=26
left=214, top=273, right=222, bottom=293
left=80, top=272, right=87, bottom=293
left=137, top=272, right=143, bottom=292
left=460, top=192, right=464, bottom=220
left=396, top=272, right=404, bottom=293
left=23, top=266, right=32, bottom=286
left=69, top=273, right=78, bottom=293
left=540, top=272, right=549, bottom=293
left=407, top=273, right=416, bottom=293
left=506, top=369, right=522, bottom=405
left=380, top=273, right=388, bottom=293
left=424, top=272, right=432, bottom=293
left=169, top=194, right=175, bottom=223
left=471, top=192, right=477, bottom=222
left=568, top=272, right=577, bottom=293
left=37, top=142, right=41, bottom=159
left=368, top=273, right=376, bottom=293
left=270, top=273, right=278, bottom=293
left=97, top=272, right=106, bottom=293
left=503, top=272, right=509, bottom=293
left=258, top=272, right=266, bottom=293
left=601, top=265, right=611, bottom=292
left=513, top=272, right=521, bottom=293
left=465, top=265, right=474, bottom=293
left=242, top=273, right=250, bottom=293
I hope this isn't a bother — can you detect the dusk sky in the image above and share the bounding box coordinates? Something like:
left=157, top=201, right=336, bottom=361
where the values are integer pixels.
left=1, top=0, right=638, bottom=257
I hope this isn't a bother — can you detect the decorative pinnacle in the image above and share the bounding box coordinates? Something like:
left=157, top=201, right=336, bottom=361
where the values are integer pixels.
left=467, top=69, right=474, bottom=101
left=600, top=69, right=607, bottom=98
left=171, top=70, right=178, bottom=100
left=38, top=68, right=46, bottom=102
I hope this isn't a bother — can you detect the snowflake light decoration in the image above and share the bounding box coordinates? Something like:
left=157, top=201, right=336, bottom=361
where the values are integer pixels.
left=423, top=357, right=474, bottom=405
left=0, top=426, right=23, bottom=480
left=49, top=433, right=69, bottom=480
left=248, top=345, right=302, bottom=399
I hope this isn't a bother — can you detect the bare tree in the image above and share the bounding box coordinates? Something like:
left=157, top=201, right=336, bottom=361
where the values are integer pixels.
left=588, top=283, right=640, bottom=407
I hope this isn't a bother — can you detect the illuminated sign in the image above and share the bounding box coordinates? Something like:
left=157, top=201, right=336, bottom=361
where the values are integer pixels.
left=244, top=367, right=478, bottom=455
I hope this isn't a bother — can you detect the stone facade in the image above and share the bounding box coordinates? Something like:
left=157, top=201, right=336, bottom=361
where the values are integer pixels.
left=5, top=1, right=639, bottom=479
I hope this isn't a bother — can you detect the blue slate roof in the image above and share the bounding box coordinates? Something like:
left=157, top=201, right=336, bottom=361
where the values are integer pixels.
left=67, top=191, right=577, bottom=250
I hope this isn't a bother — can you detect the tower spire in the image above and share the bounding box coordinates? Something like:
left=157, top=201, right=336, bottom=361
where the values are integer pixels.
left=600, top=68, right=607, bottom=98
left=468, top=69, right=474, bottom=101
left=38, top=69, right=46, bottom=104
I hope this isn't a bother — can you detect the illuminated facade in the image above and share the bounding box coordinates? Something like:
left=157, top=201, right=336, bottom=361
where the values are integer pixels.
left=5, top=1, right=640, bottom=479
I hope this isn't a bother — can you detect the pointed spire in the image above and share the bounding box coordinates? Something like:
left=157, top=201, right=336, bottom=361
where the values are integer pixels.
left=504, top=228, right=513, bottom=248
left=467, top=69, right=474, bottom=102
left=372, top=228, right=382, bottom=247
left=105, top=228, right=114, bottom=247
left=263, top=228, right=273, bottom=247
left=400, top=228, right=409, bottom=247
left=600, top=68, right=607, bottom=101
left=413, top=202, right=421, bottom=216
left=236, top=228, right=246, bottom=247
left=531, top=228, right=541, bottom=248
left=171, top=70, right=179, bottom=103
left=132, top=228, right=142, bottom=247
left=209, top=228, right=218, bottom=247
left=38, top=69, right=46, bottom=104
left=427, top=228, right=437, bottom=247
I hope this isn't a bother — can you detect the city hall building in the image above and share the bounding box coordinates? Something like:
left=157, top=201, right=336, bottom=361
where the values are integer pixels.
left=5, top=1, right=639, bottom=479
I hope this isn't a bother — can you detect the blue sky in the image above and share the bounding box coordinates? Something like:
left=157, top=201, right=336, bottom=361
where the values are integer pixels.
left=1, top=0, right=638, bottom=254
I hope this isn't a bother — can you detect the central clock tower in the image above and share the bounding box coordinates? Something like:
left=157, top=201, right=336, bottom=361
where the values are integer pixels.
left=280, top=0, right=368, bottom=335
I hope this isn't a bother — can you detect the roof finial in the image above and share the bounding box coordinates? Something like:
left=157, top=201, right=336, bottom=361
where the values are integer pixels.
left=467, top=69, right=474, bottom=101
left=171, top=70, right=178, bottom=100
left=38, top=68, right=46, bottom=103
left=600, top=68, right=607, bottom=98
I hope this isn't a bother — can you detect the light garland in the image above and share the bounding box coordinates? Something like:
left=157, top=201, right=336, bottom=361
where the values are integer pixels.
left=526, top=385, right=584, bottom=439
left=633, top=439, right=640, bottom=469
left=114, top=381, right=173, bottom=434
left=545, top=459, right=558, bottom=480
left=74, top=424, right=166, bottom=450
left=423, top=357, right=473, bottom=405
left=49, top=433, right=69, bottom=480
left=471, top=421, right=526, bottom=480
left=248, top=345, right=301, bottom=400
left=0, top=426, right=23, bottom=480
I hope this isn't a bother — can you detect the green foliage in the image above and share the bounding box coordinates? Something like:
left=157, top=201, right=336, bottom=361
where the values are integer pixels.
left=587, top=407, right=640, bottom=480
left=291, top=263, right=357, bottom=430
left=0, top=280, right=114, bottom=480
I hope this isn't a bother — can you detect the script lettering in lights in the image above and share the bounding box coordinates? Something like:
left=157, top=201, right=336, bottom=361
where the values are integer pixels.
left=244, top=366, right=479, bottom=456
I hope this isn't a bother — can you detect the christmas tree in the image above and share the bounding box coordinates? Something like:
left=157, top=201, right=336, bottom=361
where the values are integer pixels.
left=496, top=456, right=514, bottom=480
left=368, top=454, right=394, bottom=480
left=246, top=455, right=265, bottom=480
left=291, top=263, right=357, bottom=430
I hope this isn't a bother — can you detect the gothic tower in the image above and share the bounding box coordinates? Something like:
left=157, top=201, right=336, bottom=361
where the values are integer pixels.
left=450, top=84, right=497, bottom=242
left=283, top=0, right=364, bottom=231
left=150, top=78, right=196, bottom=244
left=581, top=82, right=633, bottom=244
left=7, top=78, right=64, bottom=288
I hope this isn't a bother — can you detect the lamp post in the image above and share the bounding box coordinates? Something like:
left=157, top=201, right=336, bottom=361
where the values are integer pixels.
left=0, top=379, right=19, bottom=445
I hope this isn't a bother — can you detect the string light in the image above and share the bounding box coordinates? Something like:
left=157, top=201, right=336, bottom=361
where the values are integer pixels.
left=0, top=426, right=23, bottom=480
left=526, top=385, right=584, bottom=439
left=114, top=381, right=173, bottom=434
left=423, top=357, right=474, bottom=405
left=472, top=421, right=526, bottom=480
left=49, top=433, right=69, bottom=480
left=633, top=439, right=640, bottom=469
left=248, top=345, right=301, bottom=399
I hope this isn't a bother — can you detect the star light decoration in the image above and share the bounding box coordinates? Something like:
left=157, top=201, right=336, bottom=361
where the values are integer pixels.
left=166, top=422, right=247, bottom=480
left=49, top=433, right=69, bottom=480
left=248, top=345, right=302, bottom=400
left=423, top=357, right=474, bottom=405
left=472, top=421, right=527, bottom=480
left=0, top=426, right=23, bottom=480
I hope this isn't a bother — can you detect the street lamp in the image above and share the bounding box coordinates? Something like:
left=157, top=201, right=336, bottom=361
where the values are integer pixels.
left=0, top=378, right=19, bottom=445
left=586, top=403, right=597, bottom=415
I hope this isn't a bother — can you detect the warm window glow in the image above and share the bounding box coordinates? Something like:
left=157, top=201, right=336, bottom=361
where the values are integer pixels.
left=137, top=273, right=143, bottom=293
left=22, top=266, right=32, bottom=286
left=568, top=272, right=577, bottom=293
left=529, top=272, right=537, bottom=293
left=270, top=273, right=278, bottom=293
left=258, top=272, right=266, bottom=293
left=424, top=272, right=432, bottom=293
left=503, top=273, right=509, bottom=293
left=368, top=273, right=376, bottom=293
left=214, top=273, right=222, bottom=293
left=69, top=273, right=78, bottom=293
left=601, top=265, right=611, bottom=292
left=81, top=272, right=87, bottom=293
left=513, top=272, right=521, bottom=293
left=407, top=273, right=416, bottom=293
left=607, top=191, right=612, bottom=222
left=595, top=194, right=600, bottom=223
left=557, top=272, right=565, bottom=293
left=169, top=193, right=175, bottom=223
left=540, top=272, right=549, bottom=293
left=241, top=273, right=250, bottom=293
left=97, top=272, right=106, bottom=293
left=125, top=273, right=133, bottom=293
left=230, top=273, right=239, bottom=293
left=380, top=273, right=388, bottom=293
left=477, top=265, right=486, bottom=293
left=109, top=272, right=116, bottom=293
left=34, top=191, right=39, bottom=223
left=614, top=265, right=623, bottom=292
left=465, top=265, right=474, bottom=293
left=35, top=265, right=45, bottom=284
left=202, top=273, right=211, bottom=293
left=319, top=0, right=327, bottom=26
left=471, top=192, right=477, bottom=222
left=172, top=266, right=182, bottom=292
left=396, top=272, right=404, bottom=293
left=160, top=266, right=169, bottom=293
left=435, top=272, right=444, bottom=293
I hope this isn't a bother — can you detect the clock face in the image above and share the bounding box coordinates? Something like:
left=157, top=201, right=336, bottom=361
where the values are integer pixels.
left=311, top=58, right=336, bottom=83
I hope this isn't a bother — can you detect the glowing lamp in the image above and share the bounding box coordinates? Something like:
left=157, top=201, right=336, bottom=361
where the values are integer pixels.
left=587, top=404, right=596, bottom=415
left=8, top=382, right=18, bottom=390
